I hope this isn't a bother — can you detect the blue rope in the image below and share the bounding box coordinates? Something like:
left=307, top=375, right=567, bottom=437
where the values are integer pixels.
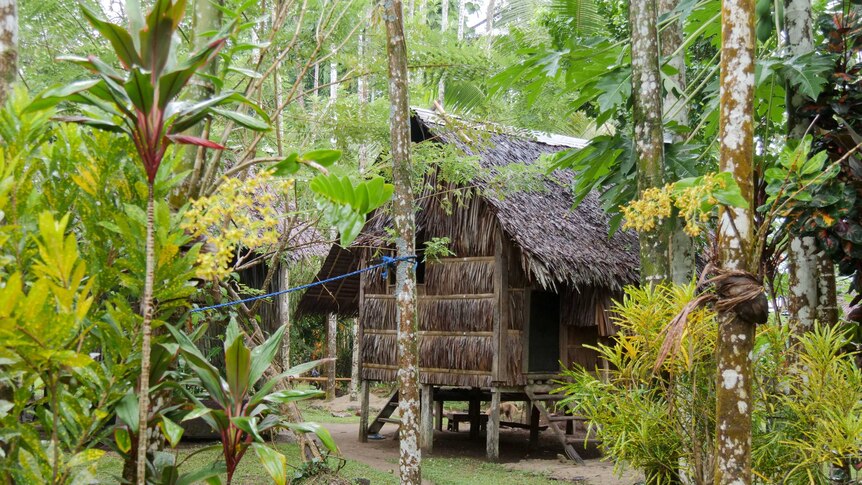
left=191, top=255, right=418, bottom=313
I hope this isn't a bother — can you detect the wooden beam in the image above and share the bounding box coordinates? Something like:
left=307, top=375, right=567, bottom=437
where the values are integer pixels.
left=420, top=384, right=434, bottom=451
left=364, top=293, right=495, bottom=300
left=529, top=404, right=540, bottom=449
left=492, top=224, right=509, bottom=382
left=469, top=392, right=481, bottom=440
left=434, top=400, right=444, bottom=431
left=359, top=379, right=370, bottom=443
left=486, top=387, right=501, bottom=461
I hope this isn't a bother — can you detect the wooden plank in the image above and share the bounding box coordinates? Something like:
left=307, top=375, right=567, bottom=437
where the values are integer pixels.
left=368, top=390, right=399, bottom=435
left=359, top=380, right=370, bottom=443
left=523, top=288, right=532, bottom=373
left=434, top=400, right=444, bottom=431
left=492, top=224, right=509, bottom=382
left=486, top=387, right=501, bottom=461
left=420, top=384, right=434, bottom=451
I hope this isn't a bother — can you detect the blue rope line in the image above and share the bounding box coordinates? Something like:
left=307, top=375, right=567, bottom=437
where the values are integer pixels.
left=191, top=255, right=418, bottom=313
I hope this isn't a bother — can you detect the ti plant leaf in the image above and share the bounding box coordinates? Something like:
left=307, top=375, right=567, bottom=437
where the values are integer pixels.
left=252, top=443, right=288, bottom=485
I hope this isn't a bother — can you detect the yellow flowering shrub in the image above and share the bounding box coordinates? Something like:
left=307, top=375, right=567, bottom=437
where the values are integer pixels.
left=622, top=172, right=744, bottom=237
left=182, top=170, right=294, bottom=280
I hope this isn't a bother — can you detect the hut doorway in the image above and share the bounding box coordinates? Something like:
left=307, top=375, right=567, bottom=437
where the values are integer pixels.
left=527, top=290, right=561, bottom=373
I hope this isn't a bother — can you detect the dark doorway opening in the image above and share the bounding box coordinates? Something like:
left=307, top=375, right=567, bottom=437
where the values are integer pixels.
left=528, top=290, right=560, bottom=373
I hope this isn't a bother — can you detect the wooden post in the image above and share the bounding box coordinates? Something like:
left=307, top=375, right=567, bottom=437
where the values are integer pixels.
left=359, top=379, right=370, bottom=442
left=326, top=313, right=337, bottom=401
left=486, top=388, right=501, bottom=461
left=529, top=404, right=540, bottom=449
left=420, top=384, right=434, bottom=451
left=468, top=395, right=480, bottom=440
left=434, top=400, right=444, bottom=431
left=492, top=225, right=509, bottom=383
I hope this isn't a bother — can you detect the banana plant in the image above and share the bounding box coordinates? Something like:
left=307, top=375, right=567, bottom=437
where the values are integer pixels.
left=167, top=320, right=337, bottom=485
left=24, top=1, right=269, bottom=481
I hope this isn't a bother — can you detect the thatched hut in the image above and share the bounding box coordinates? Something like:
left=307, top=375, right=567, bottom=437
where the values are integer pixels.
left=297, top=108, right=638, bottom=461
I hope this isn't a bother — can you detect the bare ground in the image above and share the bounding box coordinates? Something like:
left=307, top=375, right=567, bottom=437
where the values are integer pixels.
left=311, top=396, right=643, bottom=485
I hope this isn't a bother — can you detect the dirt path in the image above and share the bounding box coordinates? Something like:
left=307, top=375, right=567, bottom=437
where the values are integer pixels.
left=320, top=421, right=643, bottom=484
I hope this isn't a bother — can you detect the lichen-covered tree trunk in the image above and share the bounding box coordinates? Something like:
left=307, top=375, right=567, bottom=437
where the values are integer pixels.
left=0, top=0, right=16, bottom=104
left=136, top=183, right=157, bottom=484
left=630, top=0, right=669, bottom=285
left=715, top=0, right=757, bottom=482
left=784, top=0, right=839, bottom=329
left=659, top=0, right=696, bottom=284
left=382, top=0, right=421, bottom=483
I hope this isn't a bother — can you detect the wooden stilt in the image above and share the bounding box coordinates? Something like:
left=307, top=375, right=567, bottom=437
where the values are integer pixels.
left=486, top=388, right=500, bottom=461
left=529, top=404, right=540, bottom=449
left=420, top=384, right=434, bottom=451
left=468, top=395, right=481, bottom=440
left=359, top=380, right=370, bottom=442
left=434, top=400, right=444, bottom=431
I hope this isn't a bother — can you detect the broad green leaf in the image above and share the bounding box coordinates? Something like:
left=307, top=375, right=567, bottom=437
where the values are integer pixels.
left=224, top=331, right=251, bottom=399
left=181, top=406, right=212, bottom=422
left=114, top=427, right=132, bottom=453
left=177, top=463, right=226, bottom=485
left=301, top=149, right=341, bottom=167
left=263, top=389, right=324, bottom=404
left=251, top=443, right=287, bottom=485
left=211, top=108, right=270, bottom=131
left=80, top=3, right=143, bottom=69
left=272, top=153, right=300, bottom=176
left=284, top=422, right=338, bottom=453
left=116, top=392, right=139, bottom=430
left=249, top=325, right=286, bottom=388
left=160, top=416, right=184, bottom=448
left=231, top=416, right=264, bottom=443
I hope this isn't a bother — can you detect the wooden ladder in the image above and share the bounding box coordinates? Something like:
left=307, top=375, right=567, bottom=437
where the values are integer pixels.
left=525, top=386, right=585, bottom=464
left=367, top=390, right=400, bottom=435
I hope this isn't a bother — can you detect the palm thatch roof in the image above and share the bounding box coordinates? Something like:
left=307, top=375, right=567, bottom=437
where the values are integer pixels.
left=297, top=108, right=638, bottom=316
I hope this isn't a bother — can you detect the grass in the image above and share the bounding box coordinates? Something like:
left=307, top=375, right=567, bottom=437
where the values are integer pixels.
left=95, top=443, right=396, bottom=485
left=298, top=403, right=361, bottom=424
left=422, top=457, right=563, bottom=485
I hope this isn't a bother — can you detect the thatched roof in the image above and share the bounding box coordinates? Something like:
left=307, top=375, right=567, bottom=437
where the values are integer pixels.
left=297, top=108, right=638, bottom=316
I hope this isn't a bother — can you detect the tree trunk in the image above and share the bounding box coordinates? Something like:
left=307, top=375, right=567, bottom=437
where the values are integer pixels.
left=714, top=0, right=757, bottom=481
left=184, top=0, right=221, bottom=199
left=383, top=1, right=421, bottom=483
left=784, top=0, right=819, bottom=334
left=279, top=265, right=290, bottom=370
left=0, top=0, right=16, bottom=104
left=136, top=183, right=157, bottom=484
left=630, top=0, right=669, bottom=285
left=326, top=313, right=337, bottom=401
left=457, top=0, right=465, bottom=41
left=783, top=0, right=839, bottom=330
left=438, top=0, right=449, bottom=104
left=659, top=0, right=696, bottom=284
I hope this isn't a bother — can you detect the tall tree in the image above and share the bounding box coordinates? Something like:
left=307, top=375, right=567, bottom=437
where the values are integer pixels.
left=659, top=0, right=696, bottom=284
left=0, top=0, right=16, bottom=103
left=784, top=0, right=839, bottom=331
left=630, top=0, right=669, bottom=284
left=382, top=0, right=421, bottom=483
left=714, top=0, right=757, bottom=481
